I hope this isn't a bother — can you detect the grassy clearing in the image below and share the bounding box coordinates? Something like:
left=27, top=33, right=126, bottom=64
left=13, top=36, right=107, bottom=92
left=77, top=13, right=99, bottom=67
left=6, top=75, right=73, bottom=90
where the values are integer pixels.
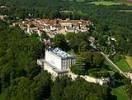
left=112, top=86, right=128, bottom=100
left=115, top=59, right=130, bottom=72
left=126, top=56, right=132, bottom=67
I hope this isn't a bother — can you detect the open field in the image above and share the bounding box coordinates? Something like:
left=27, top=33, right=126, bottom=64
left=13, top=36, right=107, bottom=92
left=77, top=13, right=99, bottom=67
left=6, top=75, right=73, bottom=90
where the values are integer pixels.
left=126, top=56, right=132, bottom=67
left=90, top=1, right=132, bottom=6
left=90, top=1, right=122, bottom=6
left=76, top=0, right=85, bottom=2
left=112, top=86, right=128, bottom=100
left=63, top=0, right=85, bottom=2
left=115, top=59, right=130, bottom=72
left=119, top=10, right=132, bottom=12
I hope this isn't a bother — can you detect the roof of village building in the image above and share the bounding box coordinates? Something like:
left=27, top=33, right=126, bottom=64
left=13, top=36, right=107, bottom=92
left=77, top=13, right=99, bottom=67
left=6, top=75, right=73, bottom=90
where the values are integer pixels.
left=13, top=19, right=91, bottom=28
left=12, top=19, right=92, bottom=37
left=29, top=19, right=91, bottom=26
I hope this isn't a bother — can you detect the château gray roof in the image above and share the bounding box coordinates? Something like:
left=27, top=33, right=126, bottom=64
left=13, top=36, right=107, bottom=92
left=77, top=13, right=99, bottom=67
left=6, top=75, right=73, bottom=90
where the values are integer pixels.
left=48, top=48, right=74, bottom=59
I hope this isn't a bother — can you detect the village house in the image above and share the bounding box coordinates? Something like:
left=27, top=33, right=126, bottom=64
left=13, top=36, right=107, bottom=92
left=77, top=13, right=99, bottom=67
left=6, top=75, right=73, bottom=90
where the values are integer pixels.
left=0, top=15, right=8, bottom=20
left=13, top=18, right=92, bottom=37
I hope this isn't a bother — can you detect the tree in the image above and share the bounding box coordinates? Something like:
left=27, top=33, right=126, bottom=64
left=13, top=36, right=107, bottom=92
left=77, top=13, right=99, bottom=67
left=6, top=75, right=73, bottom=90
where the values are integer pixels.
left=41, top=31, right=49, bottom=40
left=3, top=77, right=32, bottom=100
left=126, top=83, right=132, bottom=100
left=53, top=34, right=69, bottom=51
left=71, top=51, right=106, bottom=75
left=78, top=41, right=89, bottom=52
left=71, top=56, right=87, bottom=75
left=31, top=71, right=52, bottom=100
left=0, top=22, right=45, bottom=97
left=92, top=52, right=105, bottom=67
left=50, top=76, right=72, bottom=100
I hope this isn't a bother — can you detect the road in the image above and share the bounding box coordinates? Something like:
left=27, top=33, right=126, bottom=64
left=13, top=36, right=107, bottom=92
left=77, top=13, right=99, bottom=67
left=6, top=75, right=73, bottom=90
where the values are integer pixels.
left=101, top=52, right=128, bottom=78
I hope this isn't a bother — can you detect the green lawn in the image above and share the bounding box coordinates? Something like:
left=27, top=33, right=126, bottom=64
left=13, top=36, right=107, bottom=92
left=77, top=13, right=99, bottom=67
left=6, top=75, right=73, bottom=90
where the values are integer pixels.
left=112, top=86, right=128, bottom=100
left=116, top=59, right=130, bottom=72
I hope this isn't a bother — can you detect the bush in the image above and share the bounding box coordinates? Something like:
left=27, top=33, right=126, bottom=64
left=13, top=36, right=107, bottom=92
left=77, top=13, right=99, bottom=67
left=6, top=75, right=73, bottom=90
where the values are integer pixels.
left=88, top=70, right=110, bottom=78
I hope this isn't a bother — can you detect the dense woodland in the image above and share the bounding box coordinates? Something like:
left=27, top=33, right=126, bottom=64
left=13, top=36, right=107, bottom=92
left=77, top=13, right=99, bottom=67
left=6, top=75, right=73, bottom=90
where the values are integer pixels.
left=0, top=0, right=132, bottom=100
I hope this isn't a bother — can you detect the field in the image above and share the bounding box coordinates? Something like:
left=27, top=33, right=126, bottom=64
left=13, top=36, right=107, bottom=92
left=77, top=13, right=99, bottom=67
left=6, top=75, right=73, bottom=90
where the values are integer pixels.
left=90, top=1, right=122, bottom=6
left=119, top=10, right=132, bottom=12
left=112, top=86, right=128, bottom=100
left=76, top=0, right=85, bottom=2
left=126, top=56, right=132, bottom=67
left=62, top=0, right=85, bottom=2
left=90, top=1, right=132, bottom=6
left=115, top=59, right=130, bottom=72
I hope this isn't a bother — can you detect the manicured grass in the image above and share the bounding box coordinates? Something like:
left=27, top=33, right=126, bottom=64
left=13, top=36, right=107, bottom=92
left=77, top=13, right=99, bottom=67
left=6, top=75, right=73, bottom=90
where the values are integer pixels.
left=112, top=86, right=128, bottom=100
left=115, top=59, right=130, bottom=72
left=126, top=56, right=132, bottom=67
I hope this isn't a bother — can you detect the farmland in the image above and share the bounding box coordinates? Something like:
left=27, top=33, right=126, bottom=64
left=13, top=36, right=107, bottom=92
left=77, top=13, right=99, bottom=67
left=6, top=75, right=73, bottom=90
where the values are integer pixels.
left=112, top=86, right=128, bottom=100
left=90, top=1, right=132, bottom=6
left=126, top=56, right=132, bottom=67
left=115, top=58, right=131, bottom=72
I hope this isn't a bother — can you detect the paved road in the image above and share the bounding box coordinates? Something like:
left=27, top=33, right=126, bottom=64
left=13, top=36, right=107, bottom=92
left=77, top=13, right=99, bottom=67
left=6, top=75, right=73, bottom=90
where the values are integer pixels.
left=68, top=71, right=109, bottom=85
left=101, top=52, right=128, bottom=78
